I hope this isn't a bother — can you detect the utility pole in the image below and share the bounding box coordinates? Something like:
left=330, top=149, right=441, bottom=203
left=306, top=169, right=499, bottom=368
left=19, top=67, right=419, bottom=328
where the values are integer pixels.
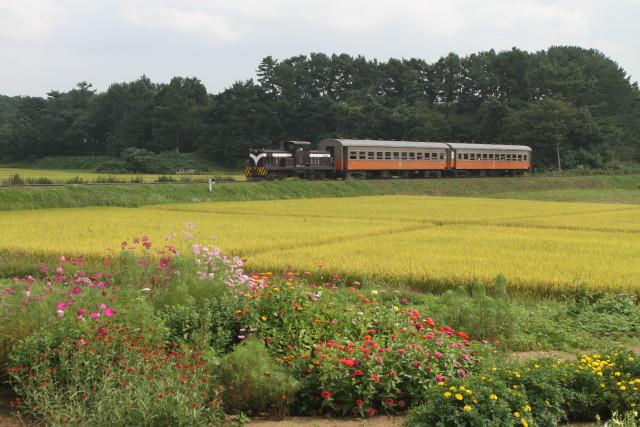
left=555, top=142, right=562, bottom=172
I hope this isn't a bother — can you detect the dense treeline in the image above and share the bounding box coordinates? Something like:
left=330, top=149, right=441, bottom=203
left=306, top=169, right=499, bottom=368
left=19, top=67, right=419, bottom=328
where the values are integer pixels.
left=1, top=46, right=639, bottom=169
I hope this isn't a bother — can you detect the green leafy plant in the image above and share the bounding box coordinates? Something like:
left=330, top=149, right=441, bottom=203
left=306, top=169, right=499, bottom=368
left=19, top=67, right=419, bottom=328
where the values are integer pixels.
left=215, top=337, right=299, bottom=416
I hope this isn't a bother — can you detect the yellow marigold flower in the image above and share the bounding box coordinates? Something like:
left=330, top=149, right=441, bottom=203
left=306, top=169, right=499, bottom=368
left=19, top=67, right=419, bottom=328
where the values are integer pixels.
left=437, top=381, right=445, bottom=386
left=620, top=386, right=627, bottom=391
left=449, top=386, right=457, bottom=391
left=460, top=386, right=466, bottom=391
left=371, top=290, right=379, bottom=295
left=521, top=418, right=529, bottom=427
left=523, top=405, right=532, bottom=412
left=465, top=389, right=472, bottom=395
left=443, top=392, right=452, bottom=398
left=261, top=315, right=267, bottom=321
left=463, top=405, right=473, bottom=411
left=514, top=371, right=521, bottom=378
left=514, top=412, right=521, bottom=418
left=615, top=372, right=621, bottom=377
left=455, top=393, right=463, bottom=401
left=272, top=288, right=280, bottom=292
left=489, top=394, right=498, bottom=400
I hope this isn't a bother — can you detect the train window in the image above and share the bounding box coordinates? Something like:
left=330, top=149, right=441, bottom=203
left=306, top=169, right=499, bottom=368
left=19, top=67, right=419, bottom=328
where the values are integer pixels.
left=524, top=155, right=528, bottom=161
left=483, top=153, right=488, bottom=160
left=393, top=152, right=399, bottom=159
left=385, top=152, right=391, bottom=160
left=439, top=153, right=444, bottom=160
left=376, top=152, right=383, bottom=159
left=506, top=154, right=511, bottom=161
left=500, top=154, right=506, bottom=161
left=457, top=153, right=462, bottom=160
left=359, top=152, right=366, bottom=160
left=470, top=153, right=475, bottom=160
left=349, top=151, right=357, bottom=160
left=367, top=152, right=375, bottom=160
left=488, top=153, right=494, bottom=160
left=463, top=153, right=469, bottom=160
left=401, top=152, right=408, bottom=160
left=517, top=154, right=522, bottom=161
left=409, top=152, right=416, bottom=160
left=416, top=152, right=423, bottom=160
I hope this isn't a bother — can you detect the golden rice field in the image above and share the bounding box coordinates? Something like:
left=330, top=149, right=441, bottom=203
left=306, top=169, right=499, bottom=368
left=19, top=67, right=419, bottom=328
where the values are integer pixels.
left=1, top=195, right=639, bottom=295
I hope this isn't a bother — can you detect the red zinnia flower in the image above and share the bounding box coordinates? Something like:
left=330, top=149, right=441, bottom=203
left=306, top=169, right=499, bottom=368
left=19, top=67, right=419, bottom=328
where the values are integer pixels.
left=340, top=357, right=355, bottom=367
left=321, top=390, right=332, bottom=399
left=355, top=399, right=364, bottom=407
left=385, top=397, right=395, bottom=405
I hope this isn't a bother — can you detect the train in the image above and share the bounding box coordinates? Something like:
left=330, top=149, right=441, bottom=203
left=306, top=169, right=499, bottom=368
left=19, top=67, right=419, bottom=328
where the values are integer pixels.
left=244, top=139, right=532, bottom=180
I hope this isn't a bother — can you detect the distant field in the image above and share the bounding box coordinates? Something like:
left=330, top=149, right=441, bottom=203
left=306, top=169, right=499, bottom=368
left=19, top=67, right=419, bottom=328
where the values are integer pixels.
left=0, top=167, right=242, bottom=184
left=1, top=195, right=639, bottom=296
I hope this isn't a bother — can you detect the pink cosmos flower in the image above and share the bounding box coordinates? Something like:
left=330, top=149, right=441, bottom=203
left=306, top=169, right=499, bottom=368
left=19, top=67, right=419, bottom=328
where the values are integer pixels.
left=90, top=312, right=100, bottom=320
left=97, top=327, right=108, bottom=336
left=434, top=351, right=443, bottom=358
left=457, top=369, right=467, bottom=378
left=435, top=375, right=445, bottom=382
left=56, top=309, right=65, bottom=317
left=103, top=307, right=115, bottom=317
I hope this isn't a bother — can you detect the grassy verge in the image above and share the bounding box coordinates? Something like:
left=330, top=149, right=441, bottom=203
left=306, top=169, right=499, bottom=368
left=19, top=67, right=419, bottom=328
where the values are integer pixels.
left=1, top=174, right=639, bottom=210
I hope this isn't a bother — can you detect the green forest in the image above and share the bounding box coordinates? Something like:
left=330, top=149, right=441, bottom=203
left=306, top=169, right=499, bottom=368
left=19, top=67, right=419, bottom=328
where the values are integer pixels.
left=1, top=46, right=638, bottom=170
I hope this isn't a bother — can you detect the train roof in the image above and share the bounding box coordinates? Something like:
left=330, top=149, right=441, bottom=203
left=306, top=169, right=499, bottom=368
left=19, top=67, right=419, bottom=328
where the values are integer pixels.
left=320, top=139, right=531, bottom=152
left=448, top=143, right=532, bottom=152
left=319, top=139, right=449, bottom=149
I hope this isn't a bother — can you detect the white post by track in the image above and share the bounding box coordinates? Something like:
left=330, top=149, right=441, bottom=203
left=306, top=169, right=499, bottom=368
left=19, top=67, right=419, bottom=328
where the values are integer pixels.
left=208, top=178, right=216, bottom=192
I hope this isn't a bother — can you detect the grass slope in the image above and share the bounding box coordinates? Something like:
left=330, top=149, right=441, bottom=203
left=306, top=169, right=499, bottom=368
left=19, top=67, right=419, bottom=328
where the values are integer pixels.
left=1, top=174, right=639, bottom=211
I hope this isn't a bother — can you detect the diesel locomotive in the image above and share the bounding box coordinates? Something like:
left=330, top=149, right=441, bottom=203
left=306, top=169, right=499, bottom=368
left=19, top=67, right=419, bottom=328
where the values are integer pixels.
left=244, top=139, right=532, bottom=180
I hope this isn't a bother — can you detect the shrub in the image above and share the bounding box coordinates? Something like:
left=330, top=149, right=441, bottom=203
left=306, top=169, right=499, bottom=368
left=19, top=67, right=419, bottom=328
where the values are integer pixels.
left=434, top=278, right=517, bottom=342
left=8, top=324, right=227, bottom=426
left=25, top=177, right=53, bottom=185
left=156, top=175, right=177, bottom=183
left=291, top=309, right=479, bottom=416
left=3, top=173, right=24, bottom=185
left=405, top=374, right=531, bottom=427
left=215, top=337, right=299, bottom=416
left=66, top=176, right=86, bottom=184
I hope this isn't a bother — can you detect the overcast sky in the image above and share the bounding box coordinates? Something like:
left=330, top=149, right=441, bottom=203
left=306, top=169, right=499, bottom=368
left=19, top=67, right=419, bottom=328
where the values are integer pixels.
left=1, top=0, right=638, bottom=97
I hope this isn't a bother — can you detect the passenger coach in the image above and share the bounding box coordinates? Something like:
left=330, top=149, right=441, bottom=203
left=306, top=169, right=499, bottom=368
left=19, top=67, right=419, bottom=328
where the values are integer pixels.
left=317, top=139, right=531, bottom=178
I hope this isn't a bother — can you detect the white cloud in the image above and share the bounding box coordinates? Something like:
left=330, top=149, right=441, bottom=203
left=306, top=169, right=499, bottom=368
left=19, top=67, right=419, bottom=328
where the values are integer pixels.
left=121, top=0, right=241, bottom=42
left=0, top=0, right=60, bottom=43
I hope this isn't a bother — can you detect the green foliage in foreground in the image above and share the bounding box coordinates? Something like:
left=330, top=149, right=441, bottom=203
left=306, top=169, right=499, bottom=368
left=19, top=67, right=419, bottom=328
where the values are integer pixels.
left=1, top=237, right=639, bottom=425
left=406, top=353, right=640, bottom=427
left=1, top=173, right=639, bottom=211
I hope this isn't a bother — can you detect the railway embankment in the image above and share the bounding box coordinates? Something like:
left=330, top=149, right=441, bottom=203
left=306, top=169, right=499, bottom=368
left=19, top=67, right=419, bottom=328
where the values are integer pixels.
left=0, top=173, right=639, bottom=211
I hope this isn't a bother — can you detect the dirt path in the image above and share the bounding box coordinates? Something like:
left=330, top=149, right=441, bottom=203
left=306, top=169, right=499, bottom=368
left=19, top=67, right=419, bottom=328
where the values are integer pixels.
left=248, top=416, right=404, bottom=427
